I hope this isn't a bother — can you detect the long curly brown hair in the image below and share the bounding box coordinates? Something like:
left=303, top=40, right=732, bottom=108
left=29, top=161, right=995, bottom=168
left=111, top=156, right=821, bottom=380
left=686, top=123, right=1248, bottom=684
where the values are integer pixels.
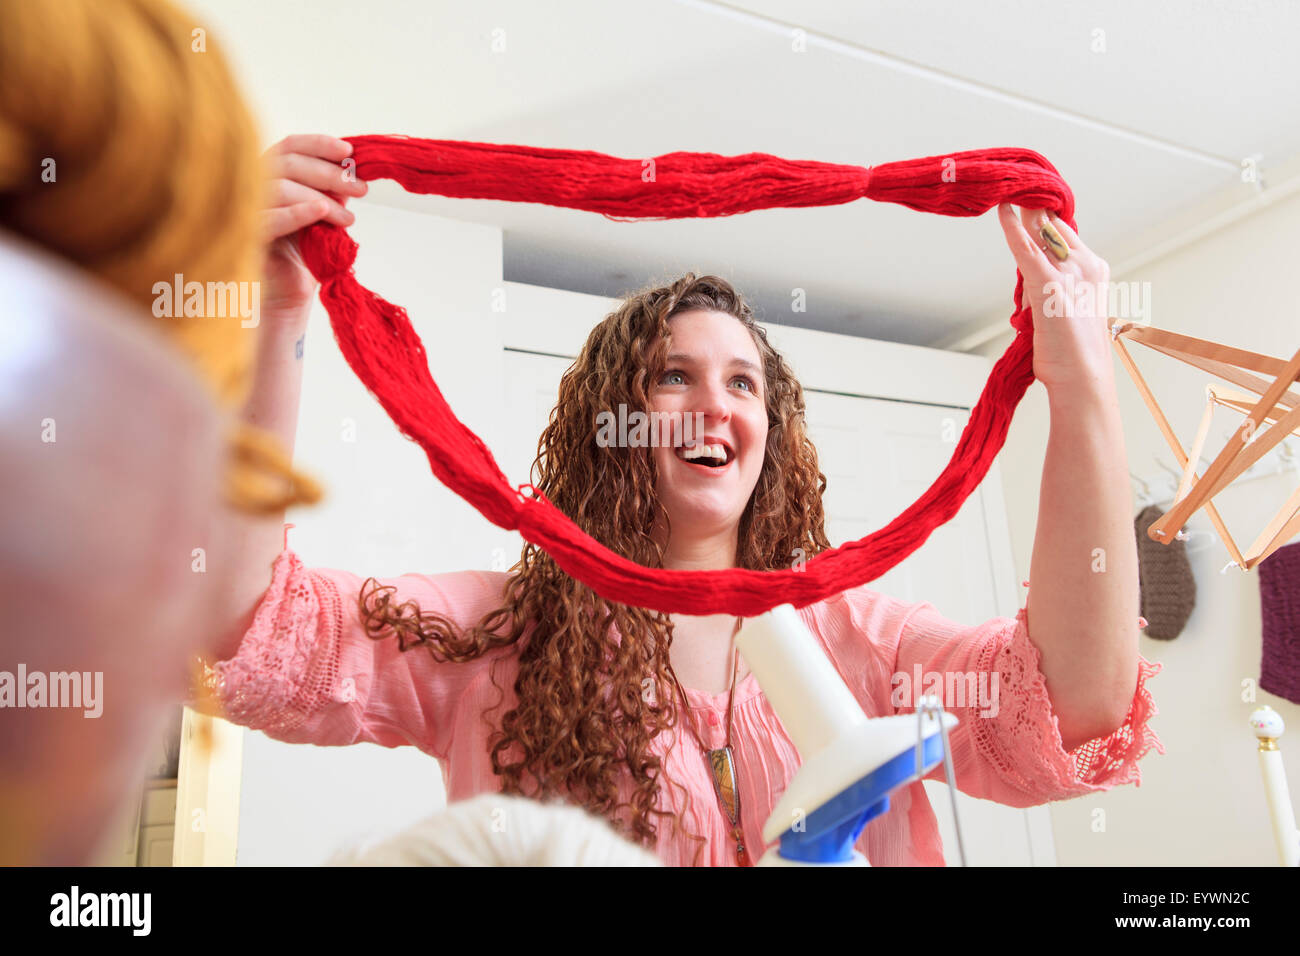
left=356, top=272, right=831, bottom=864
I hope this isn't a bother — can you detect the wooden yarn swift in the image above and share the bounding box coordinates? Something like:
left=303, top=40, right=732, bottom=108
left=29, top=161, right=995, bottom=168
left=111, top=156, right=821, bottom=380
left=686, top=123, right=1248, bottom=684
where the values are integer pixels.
left=1110, top=318, right=1300, bottom=570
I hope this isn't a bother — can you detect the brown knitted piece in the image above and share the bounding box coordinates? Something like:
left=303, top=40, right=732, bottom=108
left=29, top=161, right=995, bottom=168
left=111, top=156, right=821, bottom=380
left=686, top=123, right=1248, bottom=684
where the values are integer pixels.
left=1135, top=504, right=1197, bottom=640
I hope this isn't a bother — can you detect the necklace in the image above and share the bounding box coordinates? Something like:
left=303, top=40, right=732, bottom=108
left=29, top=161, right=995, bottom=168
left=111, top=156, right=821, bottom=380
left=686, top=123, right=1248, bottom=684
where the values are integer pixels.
left=667, top=616, right=752, bottom=867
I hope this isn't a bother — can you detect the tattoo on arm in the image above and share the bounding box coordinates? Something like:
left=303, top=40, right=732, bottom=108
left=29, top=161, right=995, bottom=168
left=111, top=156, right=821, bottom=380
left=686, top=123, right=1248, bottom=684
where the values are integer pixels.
left=295, top=335, right=304, bottom=360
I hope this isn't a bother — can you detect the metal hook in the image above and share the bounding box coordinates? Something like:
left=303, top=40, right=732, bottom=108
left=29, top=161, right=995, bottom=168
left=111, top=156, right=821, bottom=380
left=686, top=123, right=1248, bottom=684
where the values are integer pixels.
left=1109, top=320, right=1136, bottom=341
left=917, top=695, right=966, bottom=867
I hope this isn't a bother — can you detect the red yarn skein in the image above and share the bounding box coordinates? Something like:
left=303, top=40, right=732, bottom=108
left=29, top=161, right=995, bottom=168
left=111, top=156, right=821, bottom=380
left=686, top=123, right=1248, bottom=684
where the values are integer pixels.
left=296, top=136, right=1075, bottom=615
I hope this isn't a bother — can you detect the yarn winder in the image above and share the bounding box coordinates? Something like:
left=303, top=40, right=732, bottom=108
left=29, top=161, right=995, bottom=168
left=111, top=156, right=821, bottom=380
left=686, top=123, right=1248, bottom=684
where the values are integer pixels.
left=736, top=605, right=966, bottom=866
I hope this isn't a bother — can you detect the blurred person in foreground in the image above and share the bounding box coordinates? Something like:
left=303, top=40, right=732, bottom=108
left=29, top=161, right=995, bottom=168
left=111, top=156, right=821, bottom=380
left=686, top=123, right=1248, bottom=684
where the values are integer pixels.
left=0, top=0, right=304, bottom=864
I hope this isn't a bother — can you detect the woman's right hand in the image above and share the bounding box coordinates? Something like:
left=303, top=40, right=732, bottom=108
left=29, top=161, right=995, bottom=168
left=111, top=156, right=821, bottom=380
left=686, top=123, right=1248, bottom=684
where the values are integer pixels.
left=260, top=134, right=369, bottom=320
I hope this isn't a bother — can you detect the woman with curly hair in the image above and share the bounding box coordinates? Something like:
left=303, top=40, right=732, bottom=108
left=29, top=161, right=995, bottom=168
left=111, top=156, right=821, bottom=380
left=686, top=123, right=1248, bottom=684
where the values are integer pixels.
left=207, top=134, right=1161, bottom=867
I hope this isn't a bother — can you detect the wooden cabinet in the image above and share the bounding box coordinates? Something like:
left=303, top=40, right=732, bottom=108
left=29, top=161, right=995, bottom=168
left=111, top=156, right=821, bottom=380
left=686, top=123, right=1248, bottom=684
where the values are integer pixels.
left=90, top=713, right=181, bottom=866
left=137, top=782, right=177, bottom=866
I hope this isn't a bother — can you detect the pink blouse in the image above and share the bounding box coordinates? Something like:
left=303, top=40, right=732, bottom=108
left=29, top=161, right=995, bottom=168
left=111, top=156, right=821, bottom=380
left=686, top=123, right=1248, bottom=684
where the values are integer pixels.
left=211, top=548, right=1164, bottom=866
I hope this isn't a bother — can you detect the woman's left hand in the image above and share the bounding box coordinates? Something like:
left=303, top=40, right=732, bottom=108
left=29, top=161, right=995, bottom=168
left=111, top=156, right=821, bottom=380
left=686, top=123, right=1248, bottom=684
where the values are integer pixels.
left=996, top=203, right=1113, bottom=395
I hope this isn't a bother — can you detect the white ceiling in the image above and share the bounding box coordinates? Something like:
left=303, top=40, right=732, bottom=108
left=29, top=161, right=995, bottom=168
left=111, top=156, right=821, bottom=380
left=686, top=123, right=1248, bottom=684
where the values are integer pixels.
left=192, top=0, right=1300, bottom=348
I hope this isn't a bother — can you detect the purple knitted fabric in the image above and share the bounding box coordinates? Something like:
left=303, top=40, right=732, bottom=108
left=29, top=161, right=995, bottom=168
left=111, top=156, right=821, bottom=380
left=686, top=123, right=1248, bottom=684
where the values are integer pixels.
left=1260, top=540, right=1300, bottom=705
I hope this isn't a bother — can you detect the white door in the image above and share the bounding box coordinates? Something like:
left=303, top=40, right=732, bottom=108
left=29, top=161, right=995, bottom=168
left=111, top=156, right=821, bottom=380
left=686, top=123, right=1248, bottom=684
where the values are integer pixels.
left=500, top=345, right=1052, bottom=866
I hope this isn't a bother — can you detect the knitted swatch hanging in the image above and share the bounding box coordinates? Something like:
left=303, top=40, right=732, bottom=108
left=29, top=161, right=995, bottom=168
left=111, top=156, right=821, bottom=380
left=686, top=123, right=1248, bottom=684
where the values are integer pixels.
left=1259, top=540, right=1300, bottom=705
left=297, top=135, right=1077, bottom=616
left=1134, top=504, right=1197, bottom=640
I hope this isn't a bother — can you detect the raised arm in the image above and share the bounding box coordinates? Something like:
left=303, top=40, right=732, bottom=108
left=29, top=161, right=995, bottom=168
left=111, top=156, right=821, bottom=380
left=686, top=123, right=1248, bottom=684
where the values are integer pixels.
left=995, top=204, right=1140, bottom=750
left=209, top=134, right=367, bottom=662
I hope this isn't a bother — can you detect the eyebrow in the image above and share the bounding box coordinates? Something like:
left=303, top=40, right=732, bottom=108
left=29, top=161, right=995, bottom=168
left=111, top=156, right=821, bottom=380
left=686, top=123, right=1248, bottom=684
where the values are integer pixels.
left=664, top=353, right=763, bottom=377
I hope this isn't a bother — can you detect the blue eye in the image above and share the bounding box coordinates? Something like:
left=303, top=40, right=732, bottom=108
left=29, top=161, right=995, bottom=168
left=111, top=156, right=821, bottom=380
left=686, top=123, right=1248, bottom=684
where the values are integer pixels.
left=659, top=368, right=758, bottom=393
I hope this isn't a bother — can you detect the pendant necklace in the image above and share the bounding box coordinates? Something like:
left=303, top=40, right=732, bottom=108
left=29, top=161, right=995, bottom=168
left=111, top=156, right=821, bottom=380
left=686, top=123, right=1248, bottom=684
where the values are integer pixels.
left=668, top=616, right=752, bottom=866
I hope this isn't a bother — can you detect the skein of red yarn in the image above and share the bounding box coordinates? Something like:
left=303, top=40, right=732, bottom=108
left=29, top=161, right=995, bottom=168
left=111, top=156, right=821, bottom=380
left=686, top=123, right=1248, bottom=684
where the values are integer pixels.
left=296, top=135, right=1076, bottom=615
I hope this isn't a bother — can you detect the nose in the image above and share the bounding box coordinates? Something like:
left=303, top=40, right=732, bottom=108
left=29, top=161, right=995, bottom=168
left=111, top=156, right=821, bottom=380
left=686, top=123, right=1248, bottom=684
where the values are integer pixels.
left=694, top=375, right=732, bottom=425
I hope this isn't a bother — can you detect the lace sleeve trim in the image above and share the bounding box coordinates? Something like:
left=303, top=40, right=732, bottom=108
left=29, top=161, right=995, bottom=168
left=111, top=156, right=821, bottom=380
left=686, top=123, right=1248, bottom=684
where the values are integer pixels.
left=212, top=550, right=345, bottom=736
left=969, top=606, right=1165, bottom=801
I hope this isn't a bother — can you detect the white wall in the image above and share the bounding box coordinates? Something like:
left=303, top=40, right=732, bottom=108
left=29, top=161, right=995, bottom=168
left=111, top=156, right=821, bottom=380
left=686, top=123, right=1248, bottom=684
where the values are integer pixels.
left=975, top=193, right=1300, bottom=866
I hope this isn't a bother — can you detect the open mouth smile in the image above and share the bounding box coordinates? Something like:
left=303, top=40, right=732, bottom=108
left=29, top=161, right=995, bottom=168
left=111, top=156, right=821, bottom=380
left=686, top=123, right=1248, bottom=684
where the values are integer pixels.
left=673, top=437, right=735, bottom=472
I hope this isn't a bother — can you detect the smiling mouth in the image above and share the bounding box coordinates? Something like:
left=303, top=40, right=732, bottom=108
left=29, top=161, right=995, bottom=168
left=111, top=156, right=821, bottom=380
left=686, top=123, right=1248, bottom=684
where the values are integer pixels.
left=674, top=439, right=735, bottom=469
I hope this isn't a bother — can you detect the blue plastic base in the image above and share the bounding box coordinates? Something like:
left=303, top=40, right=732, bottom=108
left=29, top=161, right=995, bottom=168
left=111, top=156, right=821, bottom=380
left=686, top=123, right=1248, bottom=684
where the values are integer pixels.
left=775, top=731, right=945, bottom=864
